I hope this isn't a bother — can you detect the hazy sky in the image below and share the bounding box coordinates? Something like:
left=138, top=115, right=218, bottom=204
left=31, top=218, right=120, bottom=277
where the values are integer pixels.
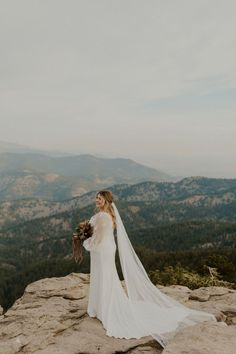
left=0, top=0, right=236, bottom=178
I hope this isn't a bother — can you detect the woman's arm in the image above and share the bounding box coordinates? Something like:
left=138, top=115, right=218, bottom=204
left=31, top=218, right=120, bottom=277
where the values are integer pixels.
left=83, top=212, right=111, bottom=251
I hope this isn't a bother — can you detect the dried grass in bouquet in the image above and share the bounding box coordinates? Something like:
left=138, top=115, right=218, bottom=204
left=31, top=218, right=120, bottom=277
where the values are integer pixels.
left=72, top=220, right=94, bottom=264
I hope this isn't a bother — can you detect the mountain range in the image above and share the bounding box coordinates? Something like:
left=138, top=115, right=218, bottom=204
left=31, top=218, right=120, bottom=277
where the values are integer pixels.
left=0, top=149, right=177, bottom=200
left=0, top=175, right=235, bottom=229
left=0, top=176, right=236, bottom=230
left=0, top=174, right=235, bottom=311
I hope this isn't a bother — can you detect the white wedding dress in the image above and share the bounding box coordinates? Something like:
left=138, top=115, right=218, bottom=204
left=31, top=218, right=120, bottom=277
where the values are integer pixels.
left=83, top=204, right=217, bottom=348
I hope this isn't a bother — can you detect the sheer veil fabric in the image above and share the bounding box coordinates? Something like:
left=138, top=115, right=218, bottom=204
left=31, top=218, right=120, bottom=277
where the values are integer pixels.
left=84, top=201, right=217, bottom=348
left=111, top=202, right=217, bottom=346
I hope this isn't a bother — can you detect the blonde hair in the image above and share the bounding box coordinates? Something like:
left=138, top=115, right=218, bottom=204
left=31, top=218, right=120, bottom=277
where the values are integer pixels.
left=94, top=190, right=117, bottom=230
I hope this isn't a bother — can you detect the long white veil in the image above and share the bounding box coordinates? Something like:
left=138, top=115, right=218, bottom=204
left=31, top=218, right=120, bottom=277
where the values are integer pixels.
left=111, top=201, right=187, bottom=308
left=111, top=201, right=217, bottom=346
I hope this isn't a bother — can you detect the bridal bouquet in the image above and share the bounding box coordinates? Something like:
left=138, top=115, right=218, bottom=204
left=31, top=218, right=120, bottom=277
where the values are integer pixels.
left=72, top=220, right=94, bottom=264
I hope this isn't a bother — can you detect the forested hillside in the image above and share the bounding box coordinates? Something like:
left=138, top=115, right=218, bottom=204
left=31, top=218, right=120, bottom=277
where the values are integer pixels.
left=1, top=176, right=236, bottom=229
left=0, top=176, right=235, bottom=311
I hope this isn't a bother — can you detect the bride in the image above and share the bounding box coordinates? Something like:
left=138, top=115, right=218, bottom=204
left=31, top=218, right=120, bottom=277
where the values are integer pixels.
left=83, top=190, right=217, bottom=348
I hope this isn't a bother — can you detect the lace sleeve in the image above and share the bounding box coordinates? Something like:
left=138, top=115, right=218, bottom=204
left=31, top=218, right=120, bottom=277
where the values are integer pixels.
left=83, top=212, right=111, bottom=251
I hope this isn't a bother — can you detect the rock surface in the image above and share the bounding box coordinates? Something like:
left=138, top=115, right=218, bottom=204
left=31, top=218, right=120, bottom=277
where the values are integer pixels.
left=0, top=273, right=235, bottom=354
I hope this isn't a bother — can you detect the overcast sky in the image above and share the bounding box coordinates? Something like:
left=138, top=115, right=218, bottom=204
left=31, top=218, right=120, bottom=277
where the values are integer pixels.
left=0, top=0, right=236, bottom=178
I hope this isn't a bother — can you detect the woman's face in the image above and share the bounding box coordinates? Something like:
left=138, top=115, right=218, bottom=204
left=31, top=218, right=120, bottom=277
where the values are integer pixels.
left=96, top=193, right=105, bottom=209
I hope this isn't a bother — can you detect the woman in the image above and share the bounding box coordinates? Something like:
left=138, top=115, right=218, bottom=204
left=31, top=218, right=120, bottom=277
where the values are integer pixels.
left=83, top=190, right=217, bottom=348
